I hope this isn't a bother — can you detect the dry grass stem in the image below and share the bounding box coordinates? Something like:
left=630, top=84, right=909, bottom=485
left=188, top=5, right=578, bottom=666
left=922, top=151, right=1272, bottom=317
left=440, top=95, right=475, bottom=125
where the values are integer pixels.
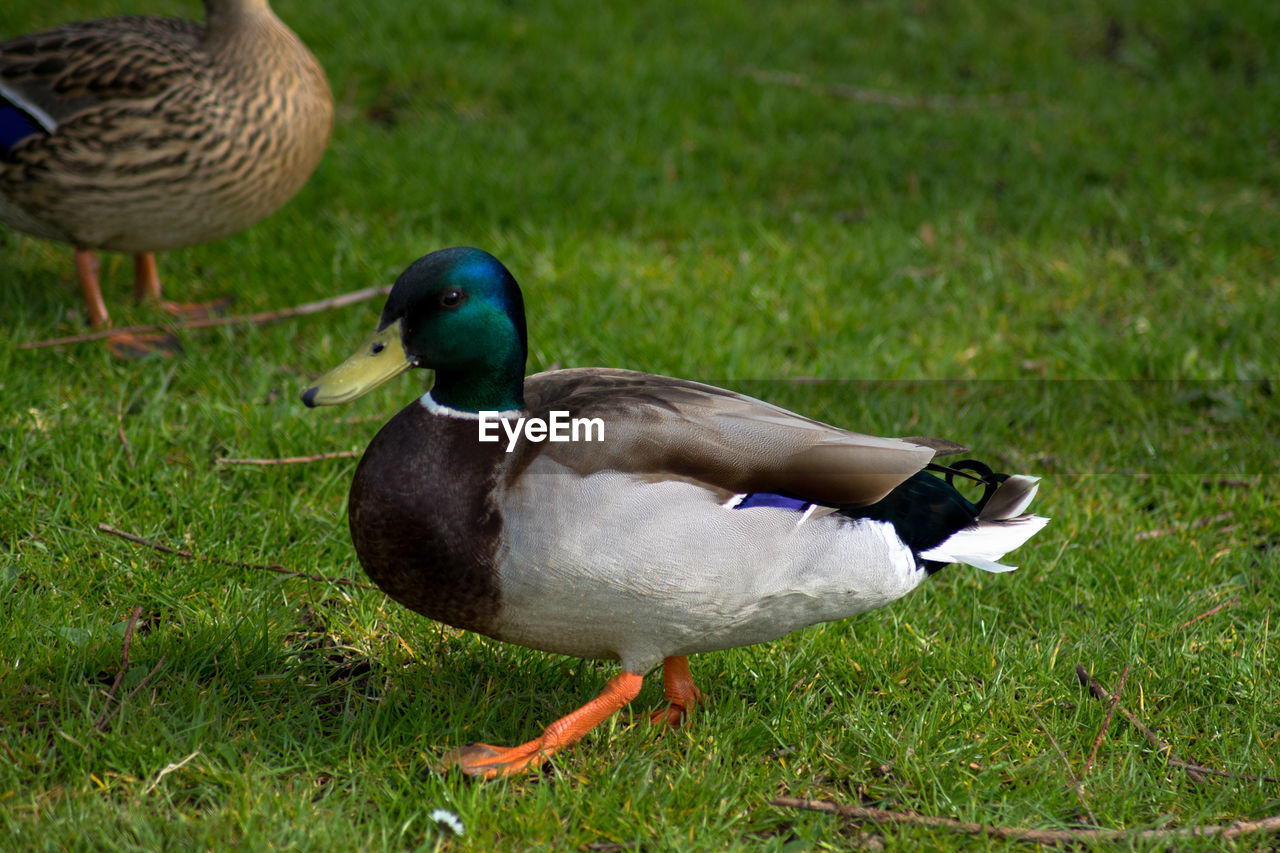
left=216, top=451, right=361, bottom=465
left=97, top=523, right=376, bottom=591
left=771, top=796, right=1280, bottom=844
left=93, top=606, right=145, bottom=731
left=1083, top=664, right=1131, bottom=778
left=20, top=285, right=391, bottom=350
left=1075, top=665, right=1278, bottom=784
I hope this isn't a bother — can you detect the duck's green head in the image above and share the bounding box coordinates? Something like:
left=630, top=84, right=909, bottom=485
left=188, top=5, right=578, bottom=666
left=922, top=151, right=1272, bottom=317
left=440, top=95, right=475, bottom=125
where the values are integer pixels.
left=301, top=247, right=529, bottom=412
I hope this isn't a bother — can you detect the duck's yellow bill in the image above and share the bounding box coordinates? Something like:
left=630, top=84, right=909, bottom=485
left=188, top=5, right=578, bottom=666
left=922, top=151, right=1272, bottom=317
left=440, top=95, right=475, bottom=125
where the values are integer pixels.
left=301, top=320, right=413, bottom=407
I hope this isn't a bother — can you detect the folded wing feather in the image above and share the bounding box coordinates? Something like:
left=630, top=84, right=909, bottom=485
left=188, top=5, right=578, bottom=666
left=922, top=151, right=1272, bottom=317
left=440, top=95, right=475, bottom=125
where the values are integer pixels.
left=518, top=368, right=938, bottom=507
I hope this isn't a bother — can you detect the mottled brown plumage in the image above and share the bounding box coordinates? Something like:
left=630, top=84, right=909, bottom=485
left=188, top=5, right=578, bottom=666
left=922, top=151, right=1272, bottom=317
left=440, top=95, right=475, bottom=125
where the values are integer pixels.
left=0, top=0, right=333, bottom=339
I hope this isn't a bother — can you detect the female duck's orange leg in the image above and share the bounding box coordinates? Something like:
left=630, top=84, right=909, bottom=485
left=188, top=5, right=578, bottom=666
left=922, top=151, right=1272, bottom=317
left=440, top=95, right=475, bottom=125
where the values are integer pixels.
left=133, top=252, right=162, bottom=302
left=135, top=252, right=231, bottom=319
left=75, top=249, right=109, bottom=329
left=73, top=250, right=174, bottom=357
left=650, top=656, right=702, bottom=728
left=446, top=671, right=644, bottom=779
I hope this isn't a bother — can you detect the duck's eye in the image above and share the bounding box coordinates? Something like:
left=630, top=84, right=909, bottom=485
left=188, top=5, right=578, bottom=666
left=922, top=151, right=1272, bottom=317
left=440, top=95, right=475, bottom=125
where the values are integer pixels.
left=440, top=288, right=464, bottom=308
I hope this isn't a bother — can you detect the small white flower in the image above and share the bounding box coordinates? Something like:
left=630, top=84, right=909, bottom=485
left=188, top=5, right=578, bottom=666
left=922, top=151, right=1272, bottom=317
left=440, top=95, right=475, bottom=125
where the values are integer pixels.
left=429, top=809, right=465, bottom=836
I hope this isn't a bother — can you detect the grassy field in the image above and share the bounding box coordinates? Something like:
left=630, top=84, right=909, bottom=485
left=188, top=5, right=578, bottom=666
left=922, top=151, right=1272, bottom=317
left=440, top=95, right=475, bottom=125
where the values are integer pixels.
left=2, top=0, right=1278, bottom=849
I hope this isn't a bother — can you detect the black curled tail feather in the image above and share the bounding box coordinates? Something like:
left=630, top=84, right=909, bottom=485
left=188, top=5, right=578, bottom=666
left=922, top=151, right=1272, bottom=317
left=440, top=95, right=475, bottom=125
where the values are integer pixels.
left=845, top=461, right=1047, bottom=576
left=926, top=459, right=1042, bottom=522
left=926, top=459, right=1006, bottom=514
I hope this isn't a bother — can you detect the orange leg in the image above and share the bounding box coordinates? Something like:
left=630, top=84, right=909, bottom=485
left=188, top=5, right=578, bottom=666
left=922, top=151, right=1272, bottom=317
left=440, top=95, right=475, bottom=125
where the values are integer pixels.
left=444, top=671, right=643, bottom=779
left=75, top=249, right=109, bottom=329
left=133, top=252, right=162, bottom=302
left=71, top=250, right=175, bottom=358
left=650, top=656, right=702, bottom=727
left=134, top=252, right=231, bottom=319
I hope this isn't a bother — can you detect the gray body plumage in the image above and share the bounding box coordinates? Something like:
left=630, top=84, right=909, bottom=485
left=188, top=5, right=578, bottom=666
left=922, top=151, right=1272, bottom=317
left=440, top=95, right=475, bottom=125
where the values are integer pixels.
left=495, top=464, right=926, bottom=671
left=347, top=368, right=1046, bottom=675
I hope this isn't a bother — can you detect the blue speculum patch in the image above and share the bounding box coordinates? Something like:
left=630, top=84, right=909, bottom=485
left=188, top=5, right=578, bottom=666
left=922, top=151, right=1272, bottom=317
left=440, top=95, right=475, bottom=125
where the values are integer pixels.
left=0, top=104, right=42, bottom=154
left=733, top=493, right=815, bottom=512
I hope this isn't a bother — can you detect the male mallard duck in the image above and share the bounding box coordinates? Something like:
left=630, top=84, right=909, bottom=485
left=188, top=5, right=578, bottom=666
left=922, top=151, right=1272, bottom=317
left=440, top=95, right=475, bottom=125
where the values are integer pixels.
left=302, top=247, right=1049, bottom=779
left=0, top=0, right=332, bottom=354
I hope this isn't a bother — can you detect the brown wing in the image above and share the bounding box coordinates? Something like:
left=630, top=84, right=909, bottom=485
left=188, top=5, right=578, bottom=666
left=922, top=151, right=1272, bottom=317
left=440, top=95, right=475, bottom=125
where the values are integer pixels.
left=517, top=368, right=941, bottom=507
left=0, top=18, right=203, bottom=128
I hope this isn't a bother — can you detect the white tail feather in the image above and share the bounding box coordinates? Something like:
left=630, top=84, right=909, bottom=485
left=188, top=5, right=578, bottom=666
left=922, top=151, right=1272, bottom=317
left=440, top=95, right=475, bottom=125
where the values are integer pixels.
left=920, top=514, right=1049, bottom=572
left=920, top=475, right=1049, bottom=573
left=979, top=475, right=1040, bottom=521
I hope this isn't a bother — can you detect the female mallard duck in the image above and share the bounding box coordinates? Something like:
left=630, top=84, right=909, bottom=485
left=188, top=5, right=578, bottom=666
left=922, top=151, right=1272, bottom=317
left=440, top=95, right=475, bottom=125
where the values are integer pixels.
left=302, top=247, right=1049, bottom=779
left=0, top=0, right=332, bottom=353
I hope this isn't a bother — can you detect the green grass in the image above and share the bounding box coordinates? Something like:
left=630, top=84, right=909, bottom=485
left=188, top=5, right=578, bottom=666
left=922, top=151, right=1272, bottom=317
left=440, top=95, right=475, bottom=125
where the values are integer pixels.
left=2, top=0, right=1278, bottom=849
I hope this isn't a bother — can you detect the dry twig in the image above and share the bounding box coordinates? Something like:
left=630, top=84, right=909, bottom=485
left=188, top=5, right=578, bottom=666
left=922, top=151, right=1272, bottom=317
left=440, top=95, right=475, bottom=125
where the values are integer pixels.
left=216, top=450, right=361, bottom=465
left=771, top=796, right=1280, bottom=845
left=1083, top=664, right=1130, bottom=778
left=97, top=523, right=375, bottom=590
left=115, top=406, right=136, bottom=470
left=94, top=606, right=144, bottom=731
left=1176, top=595, right=1240, bottom=632
left=122, top=654, right=168, bottom=709
left=1074, top=665, right=1279, bottom=784
left=1076, top=664, right=1206, bottom=783
left=20, top=285, right=391, bottom=350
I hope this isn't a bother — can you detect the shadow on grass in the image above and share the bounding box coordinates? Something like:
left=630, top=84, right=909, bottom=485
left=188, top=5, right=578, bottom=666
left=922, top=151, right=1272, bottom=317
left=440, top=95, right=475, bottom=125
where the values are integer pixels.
left=3, top=598, right=638, bottom=785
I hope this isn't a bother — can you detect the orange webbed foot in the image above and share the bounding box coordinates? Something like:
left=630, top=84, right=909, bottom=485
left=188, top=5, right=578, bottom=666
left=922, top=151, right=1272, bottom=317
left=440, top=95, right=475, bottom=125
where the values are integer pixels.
left=159, top=296, right=234, bottom=321
left=132, top=252, right=232, bottom=319
left=442, top=671, right=644, bottom=779
left=106, top=331, right=180, bottom=359
left=649, top=656, right=703, bottom=728
left=442, top=740, right=558, bottom=780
